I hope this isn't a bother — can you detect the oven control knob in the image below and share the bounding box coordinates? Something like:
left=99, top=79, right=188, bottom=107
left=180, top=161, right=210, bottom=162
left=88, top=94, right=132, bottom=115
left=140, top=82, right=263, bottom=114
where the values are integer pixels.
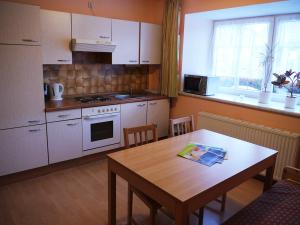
left=115, top=107, right=117, bottom=111
left=106, top=109, right=109, bottom=112
left=98, top=110, right=101, bottom=113
left=111, top=108, right=113, bottom=111
left=102, top=109, right=105, bottom=112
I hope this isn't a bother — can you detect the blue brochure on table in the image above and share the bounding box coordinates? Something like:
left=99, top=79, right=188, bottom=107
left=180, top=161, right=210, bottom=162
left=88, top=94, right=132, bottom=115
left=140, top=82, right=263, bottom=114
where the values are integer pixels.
left=178, top=143, right=227, bottom=166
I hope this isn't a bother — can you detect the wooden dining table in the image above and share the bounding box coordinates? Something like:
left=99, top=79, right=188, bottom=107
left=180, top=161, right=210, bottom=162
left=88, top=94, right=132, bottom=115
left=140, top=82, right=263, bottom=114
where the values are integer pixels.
left=107, top=129, right=278, bottom=225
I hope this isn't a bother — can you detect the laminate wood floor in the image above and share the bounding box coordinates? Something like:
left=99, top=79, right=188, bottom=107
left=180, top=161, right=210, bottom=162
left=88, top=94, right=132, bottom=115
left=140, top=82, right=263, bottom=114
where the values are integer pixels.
left=0, top=159, right=263, bottom=225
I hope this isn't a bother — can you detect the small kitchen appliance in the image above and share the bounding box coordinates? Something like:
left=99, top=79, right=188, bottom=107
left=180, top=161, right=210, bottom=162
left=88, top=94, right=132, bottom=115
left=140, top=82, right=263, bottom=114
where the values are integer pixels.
left=183, top=74, right=219, bottom=96
left=50, top=83, right=64, bottom=101
left=44, top=83, right=50, bottom=101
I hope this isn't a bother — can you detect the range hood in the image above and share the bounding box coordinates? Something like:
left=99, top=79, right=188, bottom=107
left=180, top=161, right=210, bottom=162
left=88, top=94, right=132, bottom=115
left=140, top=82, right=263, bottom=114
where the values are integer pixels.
left=71, top=39, right=116, bottom=53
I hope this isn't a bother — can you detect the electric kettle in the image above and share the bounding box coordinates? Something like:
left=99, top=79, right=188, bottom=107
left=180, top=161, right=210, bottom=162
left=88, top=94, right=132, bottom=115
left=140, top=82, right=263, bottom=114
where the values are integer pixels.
left=50, top=83, right=64, bottom=101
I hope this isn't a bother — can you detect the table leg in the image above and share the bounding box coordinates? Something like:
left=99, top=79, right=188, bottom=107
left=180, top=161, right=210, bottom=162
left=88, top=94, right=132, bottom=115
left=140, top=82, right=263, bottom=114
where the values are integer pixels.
left=108, top=164, right=116, bottom=225
left=264, top=165, right=274, bottom=192
left=175, top=204, right=189, bottom=225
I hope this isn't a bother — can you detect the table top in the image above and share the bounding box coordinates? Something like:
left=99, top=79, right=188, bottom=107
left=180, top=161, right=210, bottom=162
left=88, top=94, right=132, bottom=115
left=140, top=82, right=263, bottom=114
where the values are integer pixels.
left=108, top=129, right=277, bottom=203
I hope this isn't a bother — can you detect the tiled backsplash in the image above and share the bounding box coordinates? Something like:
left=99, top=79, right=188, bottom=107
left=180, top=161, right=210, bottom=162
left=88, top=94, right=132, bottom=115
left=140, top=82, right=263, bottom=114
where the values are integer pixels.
left=43, top=64, right=150, bottom=96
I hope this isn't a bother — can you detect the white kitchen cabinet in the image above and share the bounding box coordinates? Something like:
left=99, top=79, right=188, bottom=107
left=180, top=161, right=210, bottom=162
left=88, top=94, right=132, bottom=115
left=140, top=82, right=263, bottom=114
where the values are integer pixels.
left=47, top=119, right=82, bottom=164
left=0, top=45, right=45, bottom=130
left=120, top=101, right=147, bottom=146
left=0, top=1, right=40, bottom=45
left=0, top=125, right=48, bottom=176
left=46, top=109, right=81, bottom=123
left=72, top=13, right=111, bottom=40
left=140, top=23, right=162, bottom=64
left=147, top=99, right=170, bottom=138
left=112, top=19, right=139, bottom=64
left=41, top=10, right=72, bottom=64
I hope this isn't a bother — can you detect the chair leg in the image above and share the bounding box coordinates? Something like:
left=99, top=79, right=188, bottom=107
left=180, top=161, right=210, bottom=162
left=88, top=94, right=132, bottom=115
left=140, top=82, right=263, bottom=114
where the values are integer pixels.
left=197, top=208, right=204, bottom=225
left=127, top=185, right=133, bottom=225
left=149, top=207, right=157, bottom=225
left=221, top=193, right=227, bottom=212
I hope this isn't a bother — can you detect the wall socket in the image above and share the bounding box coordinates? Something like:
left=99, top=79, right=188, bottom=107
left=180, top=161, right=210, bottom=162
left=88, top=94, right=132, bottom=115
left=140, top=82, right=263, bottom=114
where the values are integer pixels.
left=88, top=1, right=95, bottom=9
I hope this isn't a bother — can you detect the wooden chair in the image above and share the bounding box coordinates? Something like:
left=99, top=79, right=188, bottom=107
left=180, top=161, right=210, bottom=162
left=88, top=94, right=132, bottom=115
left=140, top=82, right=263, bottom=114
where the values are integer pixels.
left=170, top=115, right=227, bottom=214
left=124, top=124, right=158, bottom=148
left=124, top=124, right=160, bottom=225
left=170, top=115, right=195, bottom=137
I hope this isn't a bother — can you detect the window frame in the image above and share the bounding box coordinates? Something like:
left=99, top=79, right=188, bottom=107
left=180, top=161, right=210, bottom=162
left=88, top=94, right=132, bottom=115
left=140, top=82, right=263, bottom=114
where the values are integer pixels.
left=210, top=13, right=300, bottom=102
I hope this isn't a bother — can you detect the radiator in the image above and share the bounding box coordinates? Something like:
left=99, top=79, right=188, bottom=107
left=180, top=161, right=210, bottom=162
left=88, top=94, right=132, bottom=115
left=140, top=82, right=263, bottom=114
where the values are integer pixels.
left=198, top=112, right=300, bottom=180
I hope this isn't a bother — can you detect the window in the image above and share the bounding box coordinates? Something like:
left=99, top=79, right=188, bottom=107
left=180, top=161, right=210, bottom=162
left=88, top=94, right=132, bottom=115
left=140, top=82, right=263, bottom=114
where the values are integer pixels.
left=273, top=15, right=300, bottom=96
left=211, top=14, right=300, bottom=97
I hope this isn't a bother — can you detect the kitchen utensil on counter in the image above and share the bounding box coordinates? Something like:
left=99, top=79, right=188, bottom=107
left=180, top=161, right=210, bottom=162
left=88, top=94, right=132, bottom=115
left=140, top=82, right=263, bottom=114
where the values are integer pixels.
left=44, top=83, right=50, bottom=101
left=50, top=83, right=64, bottom=101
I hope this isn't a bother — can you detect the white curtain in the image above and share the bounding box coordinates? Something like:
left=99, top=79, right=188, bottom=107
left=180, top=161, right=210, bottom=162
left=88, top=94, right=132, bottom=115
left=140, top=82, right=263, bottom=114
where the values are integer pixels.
left=273, top=14, right=300, bottom=74
left=211, top=17, right=273, bottom=91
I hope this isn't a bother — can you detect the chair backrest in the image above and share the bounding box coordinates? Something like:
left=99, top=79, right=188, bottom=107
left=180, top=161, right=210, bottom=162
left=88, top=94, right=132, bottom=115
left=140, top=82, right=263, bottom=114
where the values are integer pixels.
left=170, top=115, right=195, bottom=137
left=123, top=124, right=158, bottom=149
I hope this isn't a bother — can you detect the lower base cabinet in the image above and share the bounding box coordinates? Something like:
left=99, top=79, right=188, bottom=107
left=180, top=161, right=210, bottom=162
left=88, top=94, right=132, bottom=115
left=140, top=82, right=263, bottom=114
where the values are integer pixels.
left=120, top=101, right=147, bottom=147
left=0, top=124, right=48, bottom=176
left=47, top=119, right=82, bottom=164
left=147, top=99, right=170, bottom=138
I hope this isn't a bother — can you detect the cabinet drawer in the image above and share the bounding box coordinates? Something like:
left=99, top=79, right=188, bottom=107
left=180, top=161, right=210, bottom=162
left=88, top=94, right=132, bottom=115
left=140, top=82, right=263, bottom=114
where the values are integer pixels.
left=46, top=109, right=81, bottom=122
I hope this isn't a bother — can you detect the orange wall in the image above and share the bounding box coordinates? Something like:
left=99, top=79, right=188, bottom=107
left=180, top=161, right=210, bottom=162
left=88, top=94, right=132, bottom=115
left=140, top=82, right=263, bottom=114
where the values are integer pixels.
left=174, top=0, right=300, bottom=133
left=6, top=0, right=165, bottom=24
left=171, top=95, right=300, bottom=133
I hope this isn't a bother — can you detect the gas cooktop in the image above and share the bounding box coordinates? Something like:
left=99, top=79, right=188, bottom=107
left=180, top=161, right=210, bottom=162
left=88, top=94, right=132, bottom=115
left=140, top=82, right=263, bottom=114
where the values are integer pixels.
left=75, top=95, right=112, bottom=103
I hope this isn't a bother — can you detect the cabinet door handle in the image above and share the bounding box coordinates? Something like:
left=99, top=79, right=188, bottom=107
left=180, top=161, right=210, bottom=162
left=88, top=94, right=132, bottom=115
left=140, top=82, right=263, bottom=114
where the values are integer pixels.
left=128, top=60, right=137, bottom=63
left=99, top=36, right=110, bottom=39
left=28, top=120, right=40, bottom=124
left=142, top=60, right=150, bottom=63
left=137, top=104, right=146, bottom=107
left=66, top=123, right=78, bottom=126
left=149, top=102, right=157, bottom=105
left=57, top=59, right=70, bottom=62
left=28, top=129, right=41, bottom=132
left=22, top=39, right=38, bottom=43
left=57, top=114, right=70, bottom=118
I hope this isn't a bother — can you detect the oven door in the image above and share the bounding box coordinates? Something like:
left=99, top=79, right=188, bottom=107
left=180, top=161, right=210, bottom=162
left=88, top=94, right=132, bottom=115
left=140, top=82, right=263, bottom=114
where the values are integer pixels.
left=82, top=113, right=120, bottom=151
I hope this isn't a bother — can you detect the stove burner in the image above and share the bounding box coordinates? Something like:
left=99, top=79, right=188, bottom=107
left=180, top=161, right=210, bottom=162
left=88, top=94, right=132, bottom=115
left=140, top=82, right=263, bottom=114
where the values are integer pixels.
left=75, top=95, right=111, bottom=103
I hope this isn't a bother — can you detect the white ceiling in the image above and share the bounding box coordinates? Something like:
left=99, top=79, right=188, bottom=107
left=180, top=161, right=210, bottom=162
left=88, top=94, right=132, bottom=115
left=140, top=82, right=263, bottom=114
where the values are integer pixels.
left=187, top=0, right=300, bottom=20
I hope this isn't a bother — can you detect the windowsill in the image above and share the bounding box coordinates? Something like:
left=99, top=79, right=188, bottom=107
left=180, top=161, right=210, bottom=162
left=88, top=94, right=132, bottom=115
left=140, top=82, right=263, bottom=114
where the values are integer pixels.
left=179, top=91, right=300, bottom=118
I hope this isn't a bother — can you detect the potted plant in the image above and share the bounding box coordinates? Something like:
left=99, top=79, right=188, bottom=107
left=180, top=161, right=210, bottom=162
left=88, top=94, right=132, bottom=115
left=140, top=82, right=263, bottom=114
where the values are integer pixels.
left=272, top=70, right=300, bottom=109
left=259, top=45, right=274, bottom=104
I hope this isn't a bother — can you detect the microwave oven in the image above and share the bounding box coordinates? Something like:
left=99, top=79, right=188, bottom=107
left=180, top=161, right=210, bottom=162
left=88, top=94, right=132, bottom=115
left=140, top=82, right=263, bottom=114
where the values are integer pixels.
left=183, top=74, right=219, bottom=96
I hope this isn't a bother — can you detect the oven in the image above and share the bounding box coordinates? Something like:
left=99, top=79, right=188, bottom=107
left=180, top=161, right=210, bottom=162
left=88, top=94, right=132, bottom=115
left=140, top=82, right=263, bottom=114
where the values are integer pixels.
left=82, top=105, right=120, bottom=151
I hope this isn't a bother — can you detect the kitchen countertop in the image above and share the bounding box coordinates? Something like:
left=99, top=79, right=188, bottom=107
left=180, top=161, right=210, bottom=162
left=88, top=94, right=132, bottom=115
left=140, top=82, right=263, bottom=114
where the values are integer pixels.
left=45, top=94, right=168, bottom=112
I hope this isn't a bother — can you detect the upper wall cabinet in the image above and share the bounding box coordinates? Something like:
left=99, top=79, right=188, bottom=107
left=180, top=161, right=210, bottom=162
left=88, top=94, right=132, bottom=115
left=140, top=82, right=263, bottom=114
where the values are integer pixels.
left=140, top=23, right=162, bottom=64
left=112, top=19, right=139, bottom=65
left=72, top=13, right=111, bottom=40
left=41, top=10, right=72, bottom=64
left=0, top=1, right=41, bottom=45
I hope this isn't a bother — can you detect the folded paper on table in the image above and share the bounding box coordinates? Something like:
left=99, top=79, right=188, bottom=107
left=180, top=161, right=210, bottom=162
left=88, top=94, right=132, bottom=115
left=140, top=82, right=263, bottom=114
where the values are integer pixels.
left=178, top=143, right=227, bottom=166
